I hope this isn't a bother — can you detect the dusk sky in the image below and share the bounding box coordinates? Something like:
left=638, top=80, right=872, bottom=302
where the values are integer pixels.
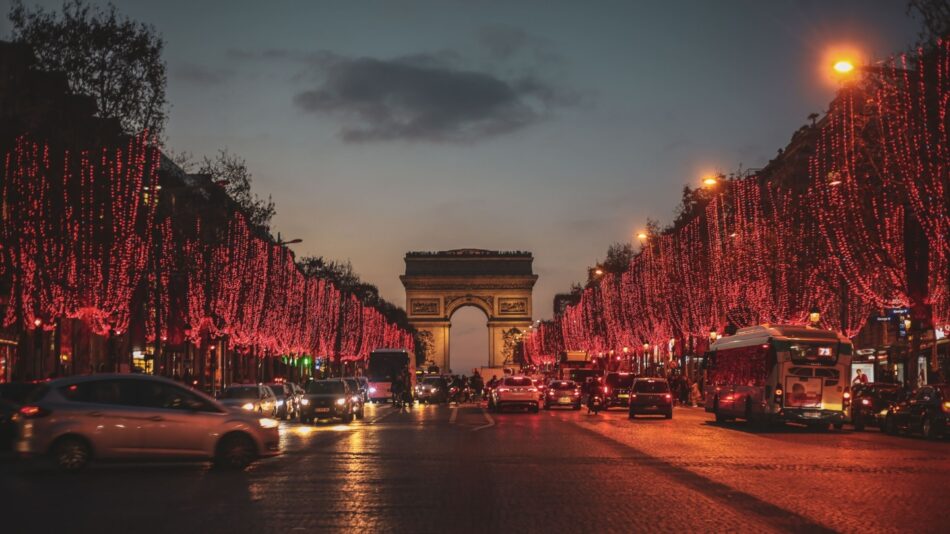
left=2, top=1, right=923, bottom=371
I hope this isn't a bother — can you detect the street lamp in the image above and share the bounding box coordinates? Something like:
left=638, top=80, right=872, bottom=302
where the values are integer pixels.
left=594, top=268, right=604, bottom=276
left=636, top=231, right=648, bottom=240
left=808, top=307, right=821, bottom=325
left=702, top=175, right=718, bottom=187
left=833, top=59, right=855, bottom=74
left=709, top=329, right=718, bottom=342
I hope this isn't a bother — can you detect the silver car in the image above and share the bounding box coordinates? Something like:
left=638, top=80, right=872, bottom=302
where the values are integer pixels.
left=14, top=374, right=280, bottom=471
left=218, top=384, right=279, bottom=416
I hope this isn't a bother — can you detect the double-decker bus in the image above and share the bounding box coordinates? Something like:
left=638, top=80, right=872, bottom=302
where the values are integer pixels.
left=366, top=349, right=415, bottom=403
left=704, top=325, right=853, bottom=429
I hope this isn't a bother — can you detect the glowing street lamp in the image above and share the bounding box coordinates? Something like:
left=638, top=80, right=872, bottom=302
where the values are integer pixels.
left=808, top=307, right=821, bottom=325
left=833, top=59, right=855, bottom=75
left=702, top=175, right=718, bottom=187
left=636, top=231, right=648, bottom=240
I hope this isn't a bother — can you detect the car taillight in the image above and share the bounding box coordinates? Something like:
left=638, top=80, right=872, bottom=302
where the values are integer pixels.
left=603, top=386, right=608, bottom=394
left=861, top=398, right=871, bottom=406
left=664, top=394, right=672, bottom=400
left=528, top=388, right=537, bottom=393
left=497, top=388, right=509, bottom=393
left=18, top=405, right=50, bottom=418
left=943, top=401, right=950, bottom=413
left=630, top=394, right=637, bottom=399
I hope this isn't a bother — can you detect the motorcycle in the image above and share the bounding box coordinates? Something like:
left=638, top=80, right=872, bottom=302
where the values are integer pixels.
left=588, top=387, right=606, bottom=414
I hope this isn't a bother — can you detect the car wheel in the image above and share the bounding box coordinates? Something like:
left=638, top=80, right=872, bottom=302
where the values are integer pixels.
left=665, top=411, right=673, bottom=419
left=833, top=422, right=844, bottom=430
left=573, top=403, right=581, bottom=410
left=357, top=407, right=365, bottom=420
left=214, top=433, right=256, bottom=470
left=628, top=411, right=636, bottom=419
left=53, top=436, right=91, bottom=472
left=543, top=403, right=550, bottom=410
left=342, top=411, right=354, bottom=424
left=884, top=415, right=898, bottom=435
left=853, top=419, right=865, bottom=431
left=532, top=405, right=540, bottom=414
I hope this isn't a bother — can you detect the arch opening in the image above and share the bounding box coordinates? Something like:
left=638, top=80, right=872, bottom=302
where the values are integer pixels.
left=448, top=305, right=489, bottom=375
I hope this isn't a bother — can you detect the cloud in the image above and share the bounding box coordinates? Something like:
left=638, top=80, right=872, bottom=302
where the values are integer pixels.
left=292, top=55, right=568, bottom=143
left=172, top=62, right=235, bottom=85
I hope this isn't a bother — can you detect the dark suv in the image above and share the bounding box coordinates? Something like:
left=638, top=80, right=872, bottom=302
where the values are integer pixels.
left=300, top=379, right=358, bottom=424
left=604, top=372, right=635, bottom=410
left=850, top=383, right=903, bottom=431
left=628, top=378, right=673, bottom=419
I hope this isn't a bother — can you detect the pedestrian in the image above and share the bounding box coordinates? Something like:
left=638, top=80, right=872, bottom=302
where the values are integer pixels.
left=679, top=375, right=691, bottom=406
left=690, top=380, right=701, bottom=407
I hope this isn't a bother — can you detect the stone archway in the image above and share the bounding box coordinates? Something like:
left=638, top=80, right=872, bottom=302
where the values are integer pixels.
left=401, top=249, right=537, bottom=373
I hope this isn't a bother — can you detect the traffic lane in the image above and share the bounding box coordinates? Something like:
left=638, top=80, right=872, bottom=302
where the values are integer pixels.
left=453, top=404, right=778, bottom=533
left=0, top=406, right=387, bottom=534
left=563, top=406, right=950, bottom=534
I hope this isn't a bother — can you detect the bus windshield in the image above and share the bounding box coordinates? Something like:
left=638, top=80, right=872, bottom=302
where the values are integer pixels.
left=367, top=352, right=409, bottom=382
left=774, top=340, right=840, bottom=365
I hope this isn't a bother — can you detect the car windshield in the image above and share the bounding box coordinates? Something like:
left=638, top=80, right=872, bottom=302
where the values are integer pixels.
left=220, top=387, right=257, bottom=399
left=265, top=384, right=285, bottom=393
left=307, top=381, right=344, bottom=394
left=549, top=381, right=576, bottom=390
left=504, top=377, right=533, bottom=386
left=634, top=380, right=670, bottom=393
left=606, top=374, right=634, bottom=388
left=422, top=378, right=442, bottom=385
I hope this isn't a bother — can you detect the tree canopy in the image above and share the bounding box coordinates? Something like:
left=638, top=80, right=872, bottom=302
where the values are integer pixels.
left=8, top=0, right=168, bottom=136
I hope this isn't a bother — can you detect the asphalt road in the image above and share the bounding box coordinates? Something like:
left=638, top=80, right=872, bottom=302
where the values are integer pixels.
left=1, top=402, right=948, bottom=533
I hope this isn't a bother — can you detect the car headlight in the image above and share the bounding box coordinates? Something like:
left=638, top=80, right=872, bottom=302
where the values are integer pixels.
left=369, top=387, right=377, bottom=394
left=352, top=396, right=361, bottom=403
left=431, top=388, right=438, bottom=392
left=336, top=398, right=346, bottom=406
left=241, top=402, right=255, bottom=411
left=276, top=400, right=284, bottom=406
left=258, top=417, right=279, bottom=429
left=300, top=398, right=310, bottom=406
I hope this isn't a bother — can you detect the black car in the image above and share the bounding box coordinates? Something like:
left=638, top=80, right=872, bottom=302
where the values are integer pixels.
left=543, top=380, right=581, bottom=410
left=884, top=384, right=949, bottom=439
left=300, top=379, right=359, bottom=424
left=628, top=378, right=673, bottom=419
left=850, top=383, right=903, bottom=431
left=265, top=382, right=299, bottom=421
left=341, top=377, right=366, bottom=419
left=604, top=372, right=635, bottom=409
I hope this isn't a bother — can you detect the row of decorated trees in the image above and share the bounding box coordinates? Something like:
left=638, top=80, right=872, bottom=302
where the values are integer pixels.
left=1, top=131, right=413, bottom=382
left=524, top=40, right=949, bottom=380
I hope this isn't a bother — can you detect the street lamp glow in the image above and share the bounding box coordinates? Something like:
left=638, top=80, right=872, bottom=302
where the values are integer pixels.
left=594, top=268, right=604, bottom=276
left=636, top=232, right=648, bottom=240
left=833, top=60, right=855, bottom=74
left=702, top=176, right=718, bottom=187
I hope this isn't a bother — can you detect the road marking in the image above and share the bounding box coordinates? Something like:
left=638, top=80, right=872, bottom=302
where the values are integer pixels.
left=449, top=406, right=459, bottom=424
left=472, top=407, right=495, bottom=431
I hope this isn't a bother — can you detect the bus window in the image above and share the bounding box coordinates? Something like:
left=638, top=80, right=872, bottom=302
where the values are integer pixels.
left=703, top=352, right=716, bottom=369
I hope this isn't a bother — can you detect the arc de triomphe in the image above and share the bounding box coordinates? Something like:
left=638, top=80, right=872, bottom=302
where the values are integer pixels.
left=400, top=250, right=537, bottom=373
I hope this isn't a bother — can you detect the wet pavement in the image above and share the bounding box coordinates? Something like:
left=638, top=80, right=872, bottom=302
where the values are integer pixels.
left=1, top=402, right=948, bottom=533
